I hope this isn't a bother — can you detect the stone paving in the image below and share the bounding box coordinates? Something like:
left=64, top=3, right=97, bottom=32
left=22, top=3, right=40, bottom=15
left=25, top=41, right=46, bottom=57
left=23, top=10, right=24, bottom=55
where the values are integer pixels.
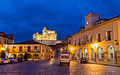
left=0, top=59, right=120, bottom=75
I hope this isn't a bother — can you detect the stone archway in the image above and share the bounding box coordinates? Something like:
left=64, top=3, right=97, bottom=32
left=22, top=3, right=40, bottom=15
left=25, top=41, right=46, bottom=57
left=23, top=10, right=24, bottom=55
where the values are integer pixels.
left=74, top=50, right=77, bottom=60
left=84, top=49, right=88, bottom=60
left=13, top=54, right=16, bottom=58
left=28, top=54, right=32, bottom=59
left=108, top=45, right=115, bottom=63
left=33, top=54, right=40, bottom=59
left=18, top=54, right=24, bottom=58
left=79, top=49, right=82, bottom=60
left=97, top=47, right=104, bottom=62
left=91, top=48, right=95, bottom=61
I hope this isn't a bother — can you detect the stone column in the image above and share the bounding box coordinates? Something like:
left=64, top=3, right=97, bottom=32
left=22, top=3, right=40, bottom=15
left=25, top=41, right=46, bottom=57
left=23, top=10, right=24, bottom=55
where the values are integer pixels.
left=104, top=52, right=108, bottom=63
left=117, top=51, right=120, bottom=64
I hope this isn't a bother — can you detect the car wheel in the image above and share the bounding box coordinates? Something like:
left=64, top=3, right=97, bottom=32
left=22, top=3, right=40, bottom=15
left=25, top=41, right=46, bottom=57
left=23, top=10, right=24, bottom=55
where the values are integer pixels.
left=59, top=62, right=61, bottom=66
left=1, top=62, right=4, bottom=65
left=68, top=63, right=70, bottom=66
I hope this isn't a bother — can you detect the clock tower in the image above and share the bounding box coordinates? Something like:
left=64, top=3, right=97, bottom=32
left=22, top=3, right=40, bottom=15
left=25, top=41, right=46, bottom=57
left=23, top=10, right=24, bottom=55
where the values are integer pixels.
left=85, top=12, right=99, bottom=29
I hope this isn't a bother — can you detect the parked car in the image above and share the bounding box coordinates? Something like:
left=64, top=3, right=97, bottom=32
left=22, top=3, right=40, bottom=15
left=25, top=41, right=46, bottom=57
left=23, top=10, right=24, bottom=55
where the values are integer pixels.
left=14, top=58, right=18, bottom=63
left=17, top=58, right=24, bottom=62
left=0, top=58, right=9, bottom=64
left=59, top=54, right=70, bottom=66
left=9, top=58, right=17, bottom=63
left=80, top=57, right=88, bottom=63
left=3, top=58, right=10, bottom=64
left=0, top=58, right=3, bottom=64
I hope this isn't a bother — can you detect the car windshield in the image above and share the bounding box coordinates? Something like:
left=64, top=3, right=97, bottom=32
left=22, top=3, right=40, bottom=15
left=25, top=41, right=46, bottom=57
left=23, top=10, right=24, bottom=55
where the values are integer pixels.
left=61, top=56, right=69, bottom=59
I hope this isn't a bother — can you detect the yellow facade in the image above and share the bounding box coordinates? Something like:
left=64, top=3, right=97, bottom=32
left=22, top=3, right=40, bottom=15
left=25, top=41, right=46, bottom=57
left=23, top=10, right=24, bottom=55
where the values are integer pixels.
left=64, top=13, right=120, bottom=64
left=0, top=43, right=52, bottom=60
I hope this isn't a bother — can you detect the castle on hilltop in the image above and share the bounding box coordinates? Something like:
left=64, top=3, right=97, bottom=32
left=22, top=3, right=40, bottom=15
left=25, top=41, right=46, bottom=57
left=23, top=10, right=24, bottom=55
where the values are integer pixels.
left=33, top=27, right=61, bottom=45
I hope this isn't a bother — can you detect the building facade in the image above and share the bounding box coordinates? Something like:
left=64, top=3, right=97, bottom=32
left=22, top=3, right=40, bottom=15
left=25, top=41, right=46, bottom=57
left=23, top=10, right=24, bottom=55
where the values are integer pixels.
left=64, top=13, right=120, bottom=64
left=33, top=27, right=61, bottom=45
left=33, top=27, right=57, bottom=41
left=7, top=40, right=51, bottom=60
left=0, top=32, right=14, bottom=55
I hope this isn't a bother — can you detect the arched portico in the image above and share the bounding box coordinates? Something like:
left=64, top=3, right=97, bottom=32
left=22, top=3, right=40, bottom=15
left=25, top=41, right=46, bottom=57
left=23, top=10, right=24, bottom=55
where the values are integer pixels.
left=33, top=54, right=40, bottom=59
left=84, top=49, right=88, bottom=60
left=91, top=48, right=95, bottom=61
left=79, top=49, right=82, bottom=60
left=108, top=45, right=115, bottom=63
left=97, top=47, right=104, bottom=62
left=28, top=54, right=32, bottom=59
left=18, top=54, right=24, bottom=58
left=13, top=54, right=16, bottom=58
left=74, top=50, right=77, bottom=60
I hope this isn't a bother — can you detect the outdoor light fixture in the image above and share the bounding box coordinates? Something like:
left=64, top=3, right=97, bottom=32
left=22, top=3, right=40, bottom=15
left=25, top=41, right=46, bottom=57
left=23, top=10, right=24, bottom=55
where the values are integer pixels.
left=70, top=47, right=73, bottom=50
left=70, top=47, right=74, bottom=53
left=1, top=48, right=5, bottom=50
left=61, top=48, right=63, bottom=51
left=92, top=43, right=98, bottom=49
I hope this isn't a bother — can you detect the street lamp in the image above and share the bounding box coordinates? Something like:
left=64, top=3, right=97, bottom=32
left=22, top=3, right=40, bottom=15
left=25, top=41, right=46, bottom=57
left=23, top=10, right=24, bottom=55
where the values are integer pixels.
left=1, top=48, right=5, bottom=51
left=70, top=47, right=73, bottom=52
left=92, top=43, right=98, bottom=62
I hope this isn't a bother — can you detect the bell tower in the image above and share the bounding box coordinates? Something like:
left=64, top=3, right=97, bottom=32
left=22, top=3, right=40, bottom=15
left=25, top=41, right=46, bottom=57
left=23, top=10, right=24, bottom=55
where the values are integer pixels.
left=85, top=12, right=99, bottom=29
left=43, top=27, right=47, bottom=35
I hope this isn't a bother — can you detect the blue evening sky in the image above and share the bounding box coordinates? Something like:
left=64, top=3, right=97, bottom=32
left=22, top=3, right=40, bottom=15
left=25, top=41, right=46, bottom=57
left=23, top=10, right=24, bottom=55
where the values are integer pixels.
left=0, top=0, right=120, bottom=42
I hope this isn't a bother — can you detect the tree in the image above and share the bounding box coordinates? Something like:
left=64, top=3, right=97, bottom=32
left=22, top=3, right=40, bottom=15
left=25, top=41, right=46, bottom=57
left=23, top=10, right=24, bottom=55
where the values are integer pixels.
left=24, top=52, right=28, bottom=61
left=1, top=51, right=6, bottom=58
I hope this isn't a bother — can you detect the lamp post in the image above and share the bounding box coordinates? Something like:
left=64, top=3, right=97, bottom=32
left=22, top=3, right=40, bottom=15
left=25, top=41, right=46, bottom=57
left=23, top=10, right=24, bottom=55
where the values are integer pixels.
left=69, top=46, right=74, bottom=60
left=92, top=43, right=98, bottom=62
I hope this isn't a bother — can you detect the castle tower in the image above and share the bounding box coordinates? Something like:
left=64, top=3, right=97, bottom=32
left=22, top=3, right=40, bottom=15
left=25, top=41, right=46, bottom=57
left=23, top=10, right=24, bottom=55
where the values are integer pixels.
left=43, top=27, right=47, bottom=35
left=85, top=12, right=99, bottom=29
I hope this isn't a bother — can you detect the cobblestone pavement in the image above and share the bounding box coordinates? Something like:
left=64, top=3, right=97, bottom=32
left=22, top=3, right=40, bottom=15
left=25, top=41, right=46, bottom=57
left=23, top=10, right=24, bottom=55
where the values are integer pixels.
left=0, top=59, right=120, bottom=75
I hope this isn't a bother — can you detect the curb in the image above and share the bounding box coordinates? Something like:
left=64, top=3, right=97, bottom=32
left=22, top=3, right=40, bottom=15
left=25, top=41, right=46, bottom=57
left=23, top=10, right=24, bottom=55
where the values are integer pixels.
left=88, top=62, right=120, bottom=67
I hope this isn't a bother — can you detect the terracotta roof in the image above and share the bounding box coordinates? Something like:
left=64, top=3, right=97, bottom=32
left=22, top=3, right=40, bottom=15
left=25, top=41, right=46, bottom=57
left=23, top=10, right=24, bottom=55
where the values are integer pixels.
left=0, top=32, right=14, bottom=40
left=96, top=18, right=109, bottom=22
left=15, top=40, right=45, bottom=45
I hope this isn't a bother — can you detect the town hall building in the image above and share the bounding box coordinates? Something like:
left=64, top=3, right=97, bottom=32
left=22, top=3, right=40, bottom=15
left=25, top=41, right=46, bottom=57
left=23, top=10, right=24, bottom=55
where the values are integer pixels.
left=62, top=12, right=120, bottom=64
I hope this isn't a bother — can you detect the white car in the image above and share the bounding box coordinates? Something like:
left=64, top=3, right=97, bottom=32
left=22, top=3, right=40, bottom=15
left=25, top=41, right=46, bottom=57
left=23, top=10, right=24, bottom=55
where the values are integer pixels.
left=59, top=54, right=70, bottom=66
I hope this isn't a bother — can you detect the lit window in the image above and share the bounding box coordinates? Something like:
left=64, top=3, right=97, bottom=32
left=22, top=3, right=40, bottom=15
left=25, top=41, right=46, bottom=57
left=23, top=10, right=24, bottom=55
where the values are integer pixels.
left=90, top=36, right=92, bottom=43
left=98, top=34, right=101, bottom=42
left=86, top=21, right=89, bottom=25
left=107, top=31, right=111, bottom=40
